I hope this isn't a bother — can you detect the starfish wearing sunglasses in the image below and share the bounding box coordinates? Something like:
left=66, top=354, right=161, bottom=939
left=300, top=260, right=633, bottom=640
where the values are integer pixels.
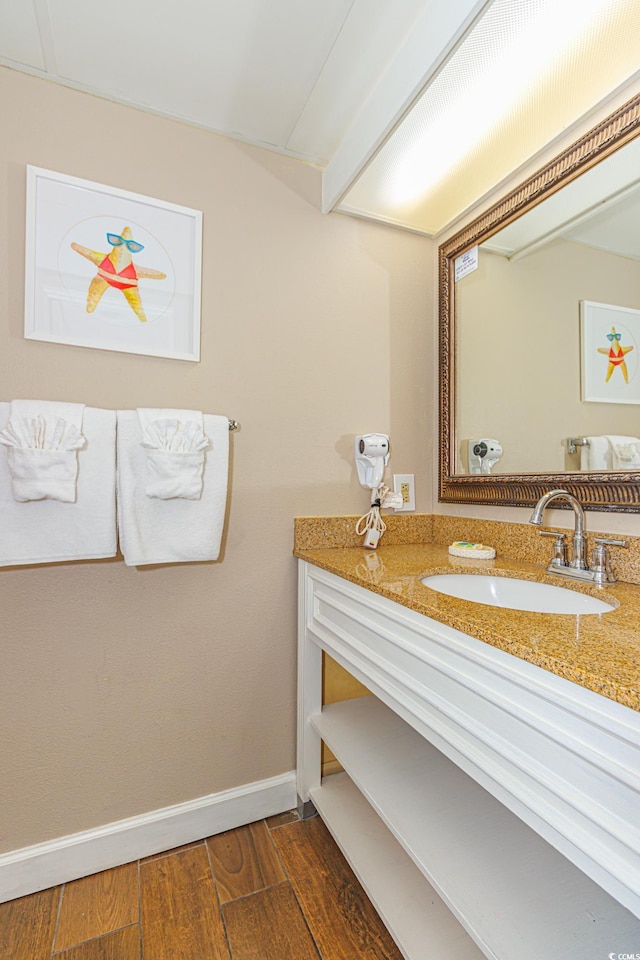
left=71, top=226, right=166, bottom=323
left=597, top=326, right=634, bottom=383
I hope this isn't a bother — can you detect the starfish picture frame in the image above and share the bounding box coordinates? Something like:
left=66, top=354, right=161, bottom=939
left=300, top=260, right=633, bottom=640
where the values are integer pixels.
left=24, top=166, right=203, bottom=361
left=580, top=301, right=640, bottom=405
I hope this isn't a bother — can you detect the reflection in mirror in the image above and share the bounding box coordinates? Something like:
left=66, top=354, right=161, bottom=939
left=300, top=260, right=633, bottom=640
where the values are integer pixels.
left=456, top=134, right=640, bottom=474
left=439, top=92, right=640, bottom=511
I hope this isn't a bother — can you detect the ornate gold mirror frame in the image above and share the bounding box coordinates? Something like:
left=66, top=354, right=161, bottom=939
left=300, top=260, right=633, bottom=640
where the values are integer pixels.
left=439, top=92, right=640, bottom=512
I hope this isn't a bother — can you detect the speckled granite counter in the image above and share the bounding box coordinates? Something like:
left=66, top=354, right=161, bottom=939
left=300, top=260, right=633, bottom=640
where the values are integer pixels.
left=294, top=539, right=640, bottom=712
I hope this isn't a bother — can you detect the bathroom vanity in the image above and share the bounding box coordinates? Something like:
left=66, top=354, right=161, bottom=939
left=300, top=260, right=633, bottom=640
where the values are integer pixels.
left=296, top=545, right=640, bottom=960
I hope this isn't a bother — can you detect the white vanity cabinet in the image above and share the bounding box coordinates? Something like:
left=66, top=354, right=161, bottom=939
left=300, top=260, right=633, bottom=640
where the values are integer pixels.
left=297, top=561, right=640, bottom=960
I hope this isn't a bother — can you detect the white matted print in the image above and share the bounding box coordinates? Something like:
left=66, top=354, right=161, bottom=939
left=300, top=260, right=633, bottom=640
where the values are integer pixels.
left=580, top=300, right=640, bottom=404
left=24, top=166, right=202, bottom=361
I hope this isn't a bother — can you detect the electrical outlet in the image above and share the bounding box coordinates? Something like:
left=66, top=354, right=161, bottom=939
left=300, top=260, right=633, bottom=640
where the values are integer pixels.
left=393, top=474, right=415, bottom=511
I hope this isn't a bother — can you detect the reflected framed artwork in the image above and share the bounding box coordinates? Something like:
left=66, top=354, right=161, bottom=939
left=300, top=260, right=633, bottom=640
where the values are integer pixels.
left=580, top=301, right=640, bottom=404
left=24, top=166, right=203, bottom=361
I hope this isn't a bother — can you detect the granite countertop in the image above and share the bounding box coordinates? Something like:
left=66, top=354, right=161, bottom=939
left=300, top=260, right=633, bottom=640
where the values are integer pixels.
left=294, top=542, right=640, bottom=712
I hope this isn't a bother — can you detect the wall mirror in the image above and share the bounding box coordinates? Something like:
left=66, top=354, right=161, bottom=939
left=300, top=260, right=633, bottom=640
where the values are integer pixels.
left=439, top=92, right=640, bottom=511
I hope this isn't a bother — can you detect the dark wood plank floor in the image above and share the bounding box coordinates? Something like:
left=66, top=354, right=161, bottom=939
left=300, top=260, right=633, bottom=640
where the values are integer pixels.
left=0, top=811, right=403, bottom=960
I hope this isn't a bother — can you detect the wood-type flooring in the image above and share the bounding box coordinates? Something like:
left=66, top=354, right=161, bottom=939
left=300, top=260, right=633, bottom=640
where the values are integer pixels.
left=0, top=811, right=403, bottom=960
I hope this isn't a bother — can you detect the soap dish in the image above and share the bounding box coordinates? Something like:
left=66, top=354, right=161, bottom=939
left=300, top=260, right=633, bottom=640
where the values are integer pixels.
left=448, top=541, right=496, bottom=560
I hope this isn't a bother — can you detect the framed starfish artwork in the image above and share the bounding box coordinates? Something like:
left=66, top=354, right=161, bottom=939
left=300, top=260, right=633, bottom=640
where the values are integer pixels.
left=24, top=166, right=202, bottom=361
left=580, top=301, right=640, bottom=404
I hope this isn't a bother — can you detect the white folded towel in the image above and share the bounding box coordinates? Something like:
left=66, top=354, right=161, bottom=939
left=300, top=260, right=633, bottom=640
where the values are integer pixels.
left=606, top=435, right=640, bottom=470
left=0, top=400, right=86, bottom=502
left=137, top=408, right=203, bottom=433
left=10, top=399, right=84, bottom=430
left=136, top=408, right=209, bottom=500
left=117, top=411, right=229, bottom=565
left=0, top=404, right=117, bottom=566
left=579, top=437, right=612, bottom=470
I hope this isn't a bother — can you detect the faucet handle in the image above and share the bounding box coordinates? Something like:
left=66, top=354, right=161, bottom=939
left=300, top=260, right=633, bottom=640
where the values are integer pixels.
left=590, top=538, right=628, bottom=585
left=538, top=530, right=567, bottom=566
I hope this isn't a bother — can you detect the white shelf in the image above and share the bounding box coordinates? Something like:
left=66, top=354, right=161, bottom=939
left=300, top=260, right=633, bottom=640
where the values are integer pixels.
left=310, top=771, right=484, bottom=960
left=312, top=696, right=640, bottom=960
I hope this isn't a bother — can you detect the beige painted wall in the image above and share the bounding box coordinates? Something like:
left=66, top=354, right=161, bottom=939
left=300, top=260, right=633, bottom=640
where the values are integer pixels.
left=0, top=67, right=433, bottom=852
left=456, top=240, right=640, bottom=473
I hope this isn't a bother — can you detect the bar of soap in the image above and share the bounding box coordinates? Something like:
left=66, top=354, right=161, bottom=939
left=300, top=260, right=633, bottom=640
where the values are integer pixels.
left=448, top=541, right=496, bottom=559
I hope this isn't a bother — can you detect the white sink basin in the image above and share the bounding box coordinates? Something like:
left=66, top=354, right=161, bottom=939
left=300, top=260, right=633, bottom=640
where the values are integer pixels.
left=420, top=574, right=614, bottom=614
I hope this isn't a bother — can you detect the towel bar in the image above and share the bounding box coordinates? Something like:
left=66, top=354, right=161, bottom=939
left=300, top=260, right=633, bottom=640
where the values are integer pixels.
left=567, top=437, right=590, bottom=454
left=1, top=402, right=239, bottom=431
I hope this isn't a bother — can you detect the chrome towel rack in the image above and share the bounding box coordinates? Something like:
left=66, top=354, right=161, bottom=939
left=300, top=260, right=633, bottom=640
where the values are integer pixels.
left=567, top=437, right=590, bottom=454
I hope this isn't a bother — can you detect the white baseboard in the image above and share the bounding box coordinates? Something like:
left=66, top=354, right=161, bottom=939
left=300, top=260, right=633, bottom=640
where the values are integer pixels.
left=0, top=770, right=296, bottom=903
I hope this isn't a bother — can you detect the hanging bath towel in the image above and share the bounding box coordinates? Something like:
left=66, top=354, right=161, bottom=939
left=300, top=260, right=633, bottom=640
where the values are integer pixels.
left=116, top=410, right=229, bottom=565
left=0, top=401, right=117, bottom=566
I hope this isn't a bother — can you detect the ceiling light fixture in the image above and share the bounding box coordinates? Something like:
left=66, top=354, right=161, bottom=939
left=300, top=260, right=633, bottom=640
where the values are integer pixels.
left=389, top=0, right=624, bottom=208
left=339, top=0, right=640, bottom=234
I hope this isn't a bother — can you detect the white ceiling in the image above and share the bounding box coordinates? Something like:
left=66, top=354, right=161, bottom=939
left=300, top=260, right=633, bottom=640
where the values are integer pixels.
left=0, top=3, right=485, bottom=168
left=1, top=0, right=639, bottom=235
left=0, top=0, right=418, bottom=161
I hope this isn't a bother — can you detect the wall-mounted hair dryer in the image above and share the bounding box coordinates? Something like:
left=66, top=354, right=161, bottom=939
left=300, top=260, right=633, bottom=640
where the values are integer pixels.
left=467, top=438, right=503, bottom=475
left=355, top=434, right=390, bottom=489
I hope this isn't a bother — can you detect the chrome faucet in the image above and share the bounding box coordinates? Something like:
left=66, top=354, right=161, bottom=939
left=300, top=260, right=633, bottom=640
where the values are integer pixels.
left=529, top=489, right=627, bottom=585
left=529, top=489, right=588, bottom=569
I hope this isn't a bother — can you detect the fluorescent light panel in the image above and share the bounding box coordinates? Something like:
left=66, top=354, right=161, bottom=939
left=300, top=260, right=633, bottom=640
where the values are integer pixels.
left=339, top=0, right=640, bottom=235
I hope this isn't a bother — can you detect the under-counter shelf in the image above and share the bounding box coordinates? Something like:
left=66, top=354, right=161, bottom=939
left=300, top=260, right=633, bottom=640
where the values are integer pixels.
left=310, top=770, right=483, bottom=960
left=312, top=696, right=640, bottom=960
